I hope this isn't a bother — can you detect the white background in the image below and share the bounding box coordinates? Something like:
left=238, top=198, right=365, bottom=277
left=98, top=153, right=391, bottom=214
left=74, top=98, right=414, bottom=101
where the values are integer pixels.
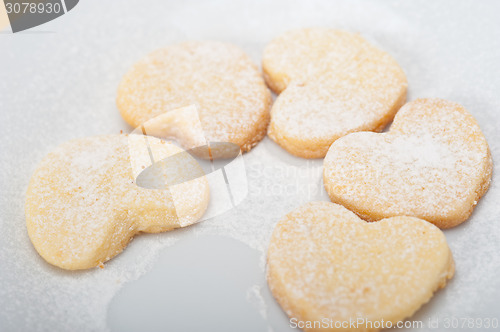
left=1, top=0, right=499, bottom=331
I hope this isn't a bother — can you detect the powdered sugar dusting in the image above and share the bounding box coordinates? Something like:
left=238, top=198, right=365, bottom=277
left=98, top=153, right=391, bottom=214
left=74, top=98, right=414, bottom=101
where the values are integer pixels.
left=324, top=98, right=492, bottom=228
left=265, top=28, right=407, bottom=157
left=25, top=135, right=209, bottom=269
left=267, top=202, right=453, bottom=324
left=1, top=1, right=499, bottom=331
left=117, top=41, right=272, bottom=152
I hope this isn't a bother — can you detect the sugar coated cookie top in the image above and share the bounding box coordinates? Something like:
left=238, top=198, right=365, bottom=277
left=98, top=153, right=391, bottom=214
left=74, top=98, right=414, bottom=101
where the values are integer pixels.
left=324, top=98, right=492, bottom=228
left=25, top=135, right=209, bottom=269
left=267, top=202, right=454, bottom=331
left=263, top=28, right=407, bottom=158
left=117, top=41, right=272, bottom=153
left=262, top=27, right=406, bottom=94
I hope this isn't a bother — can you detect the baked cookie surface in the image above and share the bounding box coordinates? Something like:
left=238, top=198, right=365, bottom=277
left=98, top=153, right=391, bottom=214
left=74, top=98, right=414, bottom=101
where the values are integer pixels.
left=324, top=98, right=492, bottom=228
left=25, top=135, right=209, bottom=270
left=267, top=202, right=454, bottom=332
left=263, top=28, right=407, bottom=158
left=117, top=41, right=272, bottom=153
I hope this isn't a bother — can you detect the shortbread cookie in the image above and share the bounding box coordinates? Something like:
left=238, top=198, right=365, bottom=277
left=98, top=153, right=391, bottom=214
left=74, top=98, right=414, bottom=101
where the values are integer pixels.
left=25, top=135, right=209, bottom=270
left=263, top=28, right=407, bottom=158
left=117, top=41, right=272, bottom=154
left=324, top=98, right=492, bottom=228
left=267, top=202, right=454, bottom=332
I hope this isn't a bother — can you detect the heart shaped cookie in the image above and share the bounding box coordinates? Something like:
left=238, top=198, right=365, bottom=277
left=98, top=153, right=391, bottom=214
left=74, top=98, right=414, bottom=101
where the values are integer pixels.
left=263, top=28, right=407, bottom=158
left=324, top=98, right=492, bottom=228
left=25, top=135, right=209, bottom=270
left=117, top=41, right=272, bottom=154
left=267, top=202, right=454, bottom=331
